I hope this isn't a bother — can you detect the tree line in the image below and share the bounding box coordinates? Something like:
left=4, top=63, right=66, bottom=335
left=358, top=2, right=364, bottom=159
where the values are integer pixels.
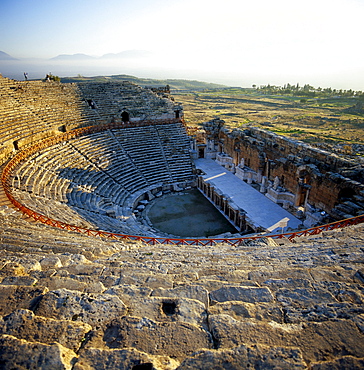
left=253, top=83, right=364, bottom=99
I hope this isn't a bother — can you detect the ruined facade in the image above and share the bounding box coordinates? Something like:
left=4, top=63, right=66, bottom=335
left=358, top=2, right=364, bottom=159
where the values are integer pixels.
left=196, top=119, right=364, bottom=227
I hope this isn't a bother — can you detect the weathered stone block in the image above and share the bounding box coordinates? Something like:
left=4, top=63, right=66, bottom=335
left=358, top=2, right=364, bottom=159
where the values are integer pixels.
left=105, top=285, right=153, bottom=305
left=40, top=256, right=63, bottom=270
left=35, top=288, right=127, bottom=328
left=151, top=284, right=209, bottom=308
left=0, top=334, right=77, bottom=370
left=128, top=296, right=207, bottom=327
left=86, top=316, right=213, bottom=361
left=209, top=314, right=364, bottom=363
left=210, top=286, right=274, bottom=303
left=275, top=287, right=337, bottom=307
left=311, top=356, right=364, bottom=370
left=74, top=347, right=179, bottom=370
left=208, top=301, right=284, bottom=323
left=0, top=285, right=48, bottom=316
left=177, top=344, right=306, bottom=369
left=1, top=275, right=38, bottom=286
left=0, top=309, right=91, bottom=352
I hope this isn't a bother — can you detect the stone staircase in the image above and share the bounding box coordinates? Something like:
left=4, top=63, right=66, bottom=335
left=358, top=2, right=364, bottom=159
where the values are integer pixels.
left=0, top=210, right=363, bottom=369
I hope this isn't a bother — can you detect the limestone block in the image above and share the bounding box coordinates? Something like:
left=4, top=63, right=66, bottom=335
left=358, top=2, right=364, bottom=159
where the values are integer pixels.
left=210, top=286, right=274, bottom=304
left=0, top=261, right=27, bottom=276
left=1, top=275, right=38, bottom=286
left=35, top=288, right=127, bottom=328
left=64, top=263, right=103, bottom=276
left=208, top=301, right=284, bottom=323
left=36, top=276, right=98, bottom=293
left=275, top=287, right=337, bottom=307
left=248, top=268, right=311, bottom=283
left=284, top=302, right=364, bottom=324
left=262, top=278, right=313, bottom=292
left=354, top=269, right=364, bottom=284
left=151, top=285, right=209, bottom=308
left=128, top=296, right=207, bottom=327
left=17, top=258, right=42, bottom=273
left=194, top=279, right=255, bottom=292
left=0, top=285, right=48, bottom=316
left=83, top=281, right=106, bottom=294
left=0, top=309, right=92, bottom=352
left=177, top=344, right=306, bottom=369
left=86, top=316, right=213, bottom=361
left=74, top=347, right=179, bottom=370
left=40, top=255, right=63, bottom=270
left=310, top=356, right=364, bottom=369
left=145, top=275, right=174, bottom=289
left=209, top=314, right=364, bottom=363
left=116, top=272, right=161, bottom=287
left=0, top=334, right=77, bottom=370
left=105, top=285, right=153, bottom=305
left=36, top=273, right=106, bottom=293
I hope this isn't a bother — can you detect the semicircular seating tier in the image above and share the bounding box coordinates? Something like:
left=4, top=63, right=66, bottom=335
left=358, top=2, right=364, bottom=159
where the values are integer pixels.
left=9, top=122, right=195, bottom=236
left=0, top=75, right=181, bottom=163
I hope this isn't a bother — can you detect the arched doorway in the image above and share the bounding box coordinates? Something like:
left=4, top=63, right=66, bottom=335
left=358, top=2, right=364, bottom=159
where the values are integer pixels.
left=337, top=187, right=356, bottom=201
left=121, top=110, right=130, bottom=123
left=296, top=168, right=312, bottom=207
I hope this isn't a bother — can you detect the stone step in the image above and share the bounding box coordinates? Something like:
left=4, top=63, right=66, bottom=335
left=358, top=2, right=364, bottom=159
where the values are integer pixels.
left=209, top=314, right=364, bottom=365
left=0, top=309, right=91, bottom=352
left=0, top=334, right=76, bottom=370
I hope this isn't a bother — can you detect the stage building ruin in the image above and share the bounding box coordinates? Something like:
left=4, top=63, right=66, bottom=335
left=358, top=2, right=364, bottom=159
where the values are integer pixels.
left=194, top=118, right=364, bottom=228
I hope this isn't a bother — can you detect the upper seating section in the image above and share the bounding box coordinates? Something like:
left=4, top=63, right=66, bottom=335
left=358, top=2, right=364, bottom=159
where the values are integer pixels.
left=0, top=75, right=182, bottom=165
left=0, top=75, right=98, bottom=162
left=77, top=81, right=181, bottom=122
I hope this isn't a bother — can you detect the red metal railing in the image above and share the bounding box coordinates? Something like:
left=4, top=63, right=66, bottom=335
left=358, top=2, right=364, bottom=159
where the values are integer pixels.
left=1, top=121, right=364, bottom=246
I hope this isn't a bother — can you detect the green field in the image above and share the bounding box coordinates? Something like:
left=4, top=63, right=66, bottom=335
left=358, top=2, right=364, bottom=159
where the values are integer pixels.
left=174, top=88, right=364, bottom=154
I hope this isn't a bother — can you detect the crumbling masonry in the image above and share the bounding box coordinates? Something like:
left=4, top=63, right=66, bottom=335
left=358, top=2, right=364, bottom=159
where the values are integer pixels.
left=195, top=118, right=364, bottom=228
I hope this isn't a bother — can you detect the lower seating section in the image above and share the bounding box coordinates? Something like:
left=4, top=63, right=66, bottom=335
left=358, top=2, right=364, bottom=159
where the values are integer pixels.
left=0, top=211, right=363, bottom=368
left=155, top=123, right=195, bottom=181
left=8, top=123, right=195, bottom=234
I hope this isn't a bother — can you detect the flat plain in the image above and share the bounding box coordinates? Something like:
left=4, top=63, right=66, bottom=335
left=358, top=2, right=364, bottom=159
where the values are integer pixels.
left=174, top=88, right=364, bottom=155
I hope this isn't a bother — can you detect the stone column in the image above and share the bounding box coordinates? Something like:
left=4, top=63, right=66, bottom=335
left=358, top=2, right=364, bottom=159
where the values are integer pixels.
left=247, top=172, right=253, bottom=184
left=260, top=176, right=267, bottom=193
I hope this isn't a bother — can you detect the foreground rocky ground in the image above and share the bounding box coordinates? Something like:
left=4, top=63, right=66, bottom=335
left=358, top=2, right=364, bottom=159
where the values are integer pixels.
left=0, top=210, right=363, bottom=369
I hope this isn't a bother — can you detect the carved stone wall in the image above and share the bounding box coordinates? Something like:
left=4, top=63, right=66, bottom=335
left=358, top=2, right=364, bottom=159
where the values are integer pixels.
left=201, top=119, right=364, bottom=222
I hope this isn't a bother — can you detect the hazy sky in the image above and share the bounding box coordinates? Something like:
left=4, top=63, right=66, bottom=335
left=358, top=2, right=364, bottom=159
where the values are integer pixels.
left=1, top=0, right=364, bottom=89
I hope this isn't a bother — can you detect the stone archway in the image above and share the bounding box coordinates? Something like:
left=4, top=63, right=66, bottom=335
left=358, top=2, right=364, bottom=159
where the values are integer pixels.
left=121, top=110, right=130, bottom=123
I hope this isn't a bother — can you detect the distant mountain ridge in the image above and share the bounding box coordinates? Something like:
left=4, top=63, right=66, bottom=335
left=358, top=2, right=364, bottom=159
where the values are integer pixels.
left=51, top=50, right=151, bottom=61
left=0, top=50, right=153, bottom=61
left=51, top=53, right=96, bottom=60
left=61, top=74, right=228, bottom=90
left=100, top=50, right=152, bottom=59
left=0, top=51, right=17, bottom=60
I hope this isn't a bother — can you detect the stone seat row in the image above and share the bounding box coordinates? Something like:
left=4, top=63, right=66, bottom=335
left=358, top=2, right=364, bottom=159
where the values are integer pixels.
left=2, top=127, right=192, bottom=234
left=77, top=81, right=177, bottom=121
left=12, top=123, right=193, bottom=191
left=0, top=78, right=100, bottom=155
left=0, top=211, right=363, bottom=368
